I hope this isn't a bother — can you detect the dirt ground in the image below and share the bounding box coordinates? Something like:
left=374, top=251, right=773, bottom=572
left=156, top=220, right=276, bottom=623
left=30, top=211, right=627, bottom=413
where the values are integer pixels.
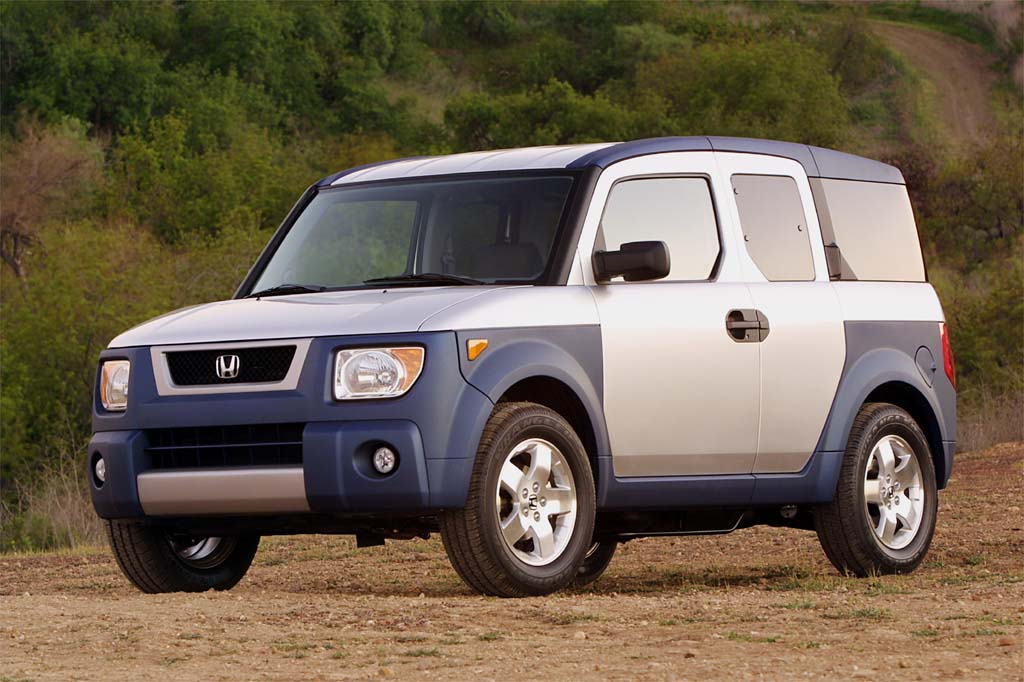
left=871, top=22, right=997, bottom=147
left=1, top=443, right=1022, bottom=682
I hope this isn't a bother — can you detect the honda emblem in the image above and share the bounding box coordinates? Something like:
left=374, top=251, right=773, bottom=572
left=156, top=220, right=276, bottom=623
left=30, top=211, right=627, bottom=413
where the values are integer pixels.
left=215, top=354, right=241, bottom=380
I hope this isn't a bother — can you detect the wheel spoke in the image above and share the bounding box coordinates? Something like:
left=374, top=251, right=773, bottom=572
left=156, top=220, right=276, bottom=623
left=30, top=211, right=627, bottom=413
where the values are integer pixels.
left=544, top=485, right=573, bottom=515
left=527, top=442, right=553, bottom=483
left=499, top=460, right=526, bottom=495
left=500, top=511, right=529, bottom=547
left=895, top=461, right=918, bottom=489
left=895, top=498, right=918, bottom=534
left=864, top=479, right=882, bottom=505
left=875, top=438, right=897, bottom=478
left=877, top=508, right=897, bottom=545
left=531, top=520, right=556, bottom=558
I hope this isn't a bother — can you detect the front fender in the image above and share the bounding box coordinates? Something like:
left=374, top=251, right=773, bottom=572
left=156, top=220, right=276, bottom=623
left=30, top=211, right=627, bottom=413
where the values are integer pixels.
left=455, top=326, right=610, bottom=461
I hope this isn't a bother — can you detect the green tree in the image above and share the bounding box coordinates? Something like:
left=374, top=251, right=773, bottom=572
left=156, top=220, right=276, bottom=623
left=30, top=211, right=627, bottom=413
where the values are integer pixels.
left=634, top=40, right=849, bottom=146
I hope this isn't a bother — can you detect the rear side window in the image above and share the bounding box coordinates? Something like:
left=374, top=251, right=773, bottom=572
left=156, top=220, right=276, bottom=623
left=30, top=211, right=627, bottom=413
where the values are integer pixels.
left=731, top=174, right=815, bottom=281
left=597, top=177, right=720, bottom=281
left=811, top=179, right=925, bottom=282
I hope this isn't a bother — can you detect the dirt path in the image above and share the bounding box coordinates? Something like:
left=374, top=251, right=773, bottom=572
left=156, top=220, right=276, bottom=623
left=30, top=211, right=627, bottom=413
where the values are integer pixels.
left=2, top=443, right=1022, bottom=681
left=871, top=22, right=997, bottom=147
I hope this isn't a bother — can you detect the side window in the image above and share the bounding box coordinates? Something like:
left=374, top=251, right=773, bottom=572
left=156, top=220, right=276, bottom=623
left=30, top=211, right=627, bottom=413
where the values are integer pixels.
left=597, top=177, right=720, bottom=281
left=731, top=174, right=815, bottom=282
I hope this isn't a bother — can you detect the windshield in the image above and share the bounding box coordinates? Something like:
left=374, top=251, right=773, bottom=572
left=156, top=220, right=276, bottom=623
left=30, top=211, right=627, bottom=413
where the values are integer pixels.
left=250, top=174, right=576, bottom=292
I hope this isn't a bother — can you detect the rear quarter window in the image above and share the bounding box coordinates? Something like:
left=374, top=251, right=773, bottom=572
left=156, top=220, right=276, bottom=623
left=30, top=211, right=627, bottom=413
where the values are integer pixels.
left=811, top=179, right=926, bottom=282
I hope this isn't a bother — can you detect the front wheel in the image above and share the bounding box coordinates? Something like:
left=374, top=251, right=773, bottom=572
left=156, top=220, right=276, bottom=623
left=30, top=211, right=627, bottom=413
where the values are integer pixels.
left=106, top=520, right=260, bottom=593
left=440, top=402, right=596, bottom=597
left=815, top=403, right=938, bottom=576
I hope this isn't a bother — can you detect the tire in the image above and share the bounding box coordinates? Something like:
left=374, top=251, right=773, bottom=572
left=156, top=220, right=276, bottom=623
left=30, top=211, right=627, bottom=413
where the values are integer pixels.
left=815, top=402, right=938, bottom=577
left=106, top=520, right=260, bottom=593
left=440, top=401, right=597, bottom=597
left=573, top=540, right=617, bottom=587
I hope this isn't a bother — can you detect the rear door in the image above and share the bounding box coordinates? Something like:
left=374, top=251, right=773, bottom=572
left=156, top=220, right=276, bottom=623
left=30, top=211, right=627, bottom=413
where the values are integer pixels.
left=714, top=153, right=846, bottom=474
left=581, top=152, right=761, bottom=477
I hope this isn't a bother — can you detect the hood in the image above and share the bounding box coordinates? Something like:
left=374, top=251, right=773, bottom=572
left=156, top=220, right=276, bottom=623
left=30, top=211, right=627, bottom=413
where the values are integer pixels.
left=108, top=287, right=503, bottom=348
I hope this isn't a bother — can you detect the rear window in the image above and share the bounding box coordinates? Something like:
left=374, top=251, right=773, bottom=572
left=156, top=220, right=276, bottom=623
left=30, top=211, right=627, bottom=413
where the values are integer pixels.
left=731, top=174, right=815, bottom=281
left=811, top=179, right=925, bottom=282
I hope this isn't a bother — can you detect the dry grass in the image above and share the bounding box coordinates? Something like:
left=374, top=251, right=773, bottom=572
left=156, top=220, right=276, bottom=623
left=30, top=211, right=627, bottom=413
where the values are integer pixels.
left=959, top=389, right=1024, bottom=453
left=2, top=458, right=104, bottom=551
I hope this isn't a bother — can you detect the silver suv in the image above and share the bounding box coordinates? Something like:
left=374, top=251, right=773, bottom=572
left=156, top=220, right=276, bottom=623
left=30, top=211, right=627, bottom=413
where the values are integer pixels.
left=90, top=137, right=956, bottom=597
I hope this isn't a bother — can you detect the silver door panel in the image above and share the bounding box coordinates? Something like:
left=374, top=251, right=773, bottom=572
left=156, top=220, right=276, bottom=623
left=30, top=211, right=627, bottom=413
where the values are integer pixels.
left=746, top=282, right=845, bottom=472
left=594, top=282, right=760, bottom=477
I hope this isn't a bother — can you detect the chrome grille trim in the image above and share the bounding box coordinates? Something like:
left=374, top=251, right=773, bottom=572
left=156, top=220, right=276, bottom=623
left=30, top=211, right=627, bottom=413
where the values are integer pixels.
left=150, top=338, right=312, bottom=396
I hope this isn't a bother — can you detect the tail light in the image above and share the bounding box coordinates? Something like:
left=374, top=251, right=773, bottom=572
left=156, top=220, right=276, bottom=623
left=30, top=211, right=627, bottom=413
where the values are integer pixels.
left=940, top=322, right=956, bottom=390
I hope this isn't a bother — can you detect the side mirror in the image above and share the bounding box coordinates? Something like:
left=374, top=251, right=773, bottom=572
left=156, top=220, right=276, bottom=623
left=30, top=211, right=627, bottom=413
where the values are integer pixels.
left=593, top=241, right=671, bottom=282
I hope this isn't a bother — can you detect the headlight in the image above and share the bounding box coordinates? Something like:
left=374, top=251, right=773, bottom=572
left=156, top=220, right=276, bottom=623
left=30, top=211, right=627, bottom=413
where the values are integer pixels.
left=99, top=360, right=130, bottom=411
left=333, top=347, right=424, bottom=400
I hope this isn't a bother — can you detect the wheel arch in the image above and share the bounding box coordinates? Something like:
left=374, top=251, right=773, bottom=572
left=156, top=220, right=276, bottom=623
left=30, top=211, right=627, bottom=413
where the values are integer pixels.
left=497, top=375, right=601, bottom=477
left=819, top=346, right=949, bottom=488
left=863, top=380, right=946, bottom=485
left=455, top=329, right=610, bottom=490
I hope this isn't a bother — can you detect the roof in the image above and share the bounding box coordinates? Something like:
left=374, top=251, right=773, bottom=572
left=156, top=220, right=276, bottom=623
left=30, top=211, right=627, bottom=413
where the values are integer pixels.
left=318, top=136, right=904, bottom=187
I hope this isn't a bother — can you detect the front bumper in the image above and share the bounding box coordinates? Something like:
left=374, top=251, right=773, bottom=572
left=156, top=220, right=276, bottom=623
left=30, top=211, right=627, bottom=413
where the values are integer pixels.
left=89, top=421, right=476, bottom=518
left=89, top=332, right=492, bottom=520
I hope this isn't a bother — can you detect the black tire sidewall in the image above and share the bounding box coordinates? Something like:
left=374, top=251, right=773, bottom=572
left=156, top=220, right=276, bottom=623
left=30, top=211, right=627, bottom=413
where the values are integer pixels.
left=849, top=407, right=938, bottom=570
left=108, top=520, right=260, bottom=593
left=477, top=407, right=596, bottom=589
left=574, top=540, right=617, bottom=586
left=160, top=532, right=261, bottom=591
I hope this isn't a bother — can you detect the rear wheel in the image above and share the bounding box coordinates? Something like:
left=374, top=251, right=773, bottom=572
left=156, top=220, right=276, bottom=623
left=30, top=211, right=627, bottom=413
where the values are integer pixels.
left=440, top=402, right=596, bottom=597
left=106, top=520, right=259, bottom=593
left=573, top=541, right=617, bottom=587
left=815, top=403, right=937, bottom=576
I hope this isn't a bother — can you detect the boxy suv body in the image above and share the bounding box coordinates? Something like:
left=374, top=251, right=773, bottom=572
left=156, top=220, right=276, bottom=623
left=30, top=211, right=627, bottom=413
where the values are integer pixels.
left=90, top=137, right=956, bottom=597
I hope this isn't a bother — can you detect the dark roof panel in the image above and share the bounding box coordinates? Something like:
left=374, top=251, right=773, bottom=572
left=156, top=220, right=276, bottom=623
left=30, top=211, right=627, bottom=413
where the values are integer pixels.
left=567, top=136, right=712, bottom=169
left=707, top=136, right=820, bottom=176
left=568, top=136, right=903, bottom=184
left=315, top=137, right=905, bottom=187
left=808, top=145, right=905, bottom=184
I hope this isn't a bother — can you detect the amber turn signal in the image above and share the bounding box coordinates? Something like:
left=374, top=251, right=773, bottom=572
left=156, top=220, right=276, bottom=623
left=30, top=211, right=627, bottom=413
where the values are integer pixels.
left=467, top=339, right=489, bottom=361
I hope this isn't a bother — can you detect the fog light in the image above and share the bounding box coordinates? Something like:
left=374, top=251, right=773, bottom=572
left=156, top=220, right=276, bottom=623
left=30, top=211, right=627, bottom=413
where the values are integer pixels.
left=94, top=456, right=106, bottom=485
left=372, top=446, right=397, bottom=475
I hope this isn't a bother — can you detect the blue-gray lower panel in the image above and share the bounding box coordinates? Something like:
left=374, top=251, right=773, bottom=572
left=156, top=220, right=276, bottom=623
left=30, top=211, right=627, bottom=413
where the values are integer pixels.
left=750, top=450, right=844, bottom=506
left=941, top=441, right=955, bottom=489
left=597, top=456, right=755, bottom=509
left=304, top=421, right=430, bottom=513
left=90, top=420, right=477, bottom=520
left=597, top=448, right=848, bottom=510
left=88, top=431, right=148, bottom=519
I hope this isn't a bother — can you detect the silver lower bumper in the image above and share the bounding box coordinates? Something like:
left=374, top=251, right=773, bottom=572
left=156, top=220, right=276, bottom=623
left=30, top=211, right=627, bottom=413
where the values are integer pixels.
left=137, top=467, right=309, bottom=516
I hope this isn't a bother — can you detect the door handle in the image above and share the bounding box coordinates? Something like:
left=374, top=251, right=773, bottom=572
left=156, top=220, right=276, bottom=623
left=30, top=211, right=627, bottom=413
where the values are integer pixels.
left=726, top=309, right=770, bottom=343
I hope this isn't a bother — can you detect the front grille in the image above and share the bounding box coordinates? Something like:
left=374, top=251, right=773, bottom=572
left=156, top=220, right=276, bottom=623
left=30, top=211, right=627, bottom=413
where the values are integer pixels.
left=146, top=423, right=304, bottom=469
left=166, top=346, right=296, bottom=386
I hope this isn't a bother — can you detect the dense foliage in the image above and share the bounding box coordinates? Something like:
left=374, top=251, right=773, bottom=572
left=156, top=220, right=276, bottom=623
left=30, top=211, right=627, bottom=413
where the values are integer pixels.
left=1, top=1, right=1020, bottom=549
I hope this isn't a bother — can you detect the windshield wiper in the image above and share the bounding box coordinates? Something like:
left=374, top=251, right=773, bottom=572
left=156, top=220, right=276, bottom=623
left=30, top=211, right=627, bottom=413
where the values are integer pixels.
left=363, top=273, right=484, bottom=286
left=246, top=283, right=327, bottom=299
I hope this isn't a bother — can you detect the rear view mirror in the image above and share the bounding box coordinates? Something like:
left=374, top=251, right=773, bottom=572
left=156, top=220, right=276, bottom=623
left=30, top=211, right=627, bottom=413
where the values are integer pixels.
left=593, top=241, right=671, bottom=282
